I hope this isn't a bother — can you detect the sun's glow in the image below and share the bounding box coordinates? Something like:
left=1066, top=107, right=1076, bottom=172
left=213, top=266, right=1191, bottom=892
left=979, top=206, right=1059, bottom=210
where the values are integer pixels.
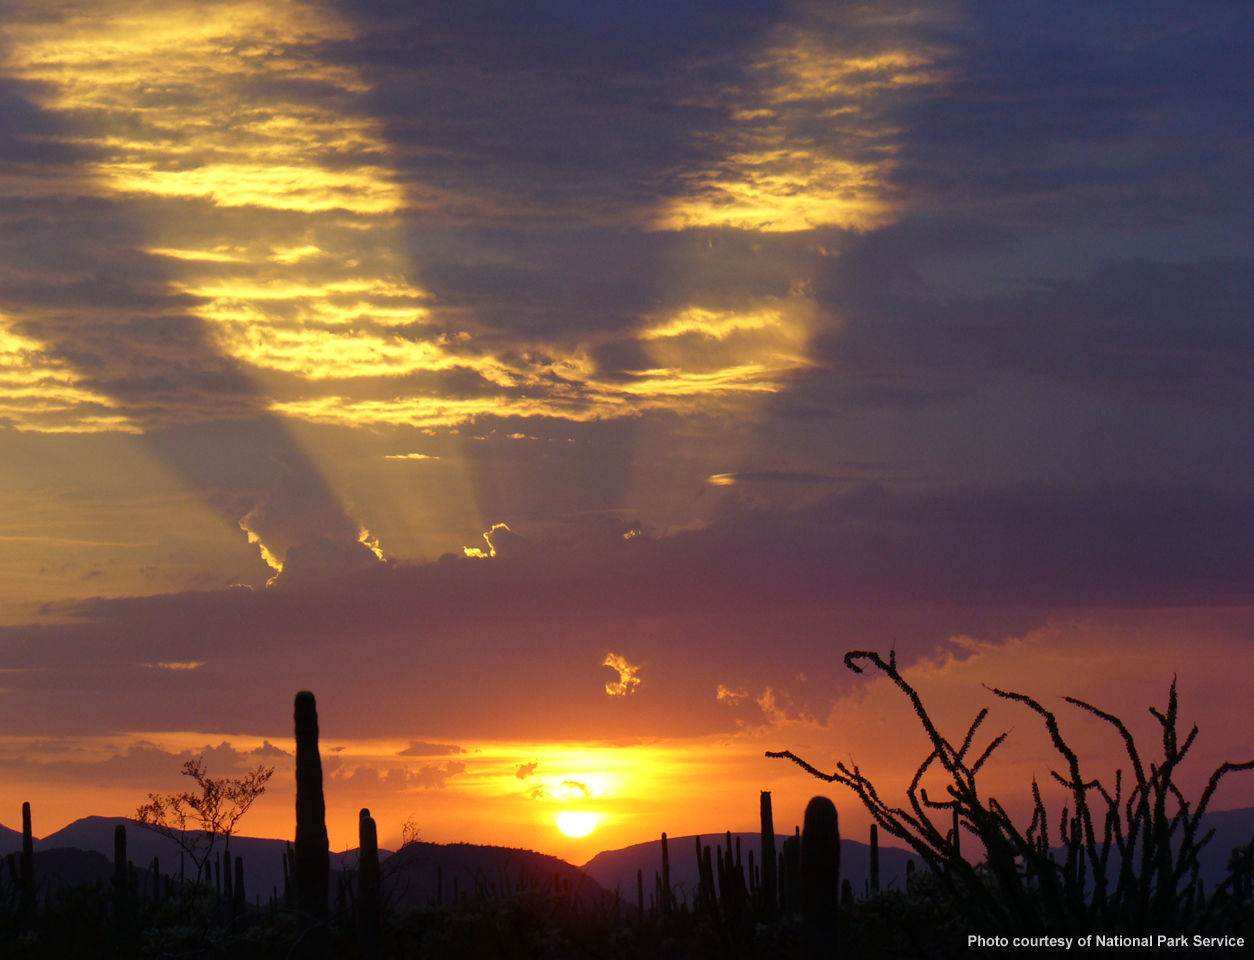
left=555, top=811, right=598, bottom=838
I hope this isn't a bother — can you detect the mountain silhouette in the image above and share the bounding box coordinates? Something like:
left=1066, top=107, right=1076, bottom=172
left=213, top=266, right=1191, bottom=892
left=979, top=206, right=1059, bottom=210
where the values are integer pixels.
left=582, top=832, right=915, bottom=902
left=583, top=808, right=1254, bottom=901
left=380, top=841, right=605, bottom=908
left=3, top=807, right=1250, bottom=907
left=0, top=848, right=114, bottom=902
left=0, top=823, right=20, bottom=851
left=0, top=816, right=374, bottom=903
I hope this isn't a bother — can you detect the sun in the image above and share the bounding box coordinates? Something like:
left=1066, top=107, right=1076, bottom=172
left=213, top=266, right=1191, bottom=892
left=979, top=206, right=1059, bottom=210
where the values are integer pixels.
left=555, top=811, right=598, bottom=838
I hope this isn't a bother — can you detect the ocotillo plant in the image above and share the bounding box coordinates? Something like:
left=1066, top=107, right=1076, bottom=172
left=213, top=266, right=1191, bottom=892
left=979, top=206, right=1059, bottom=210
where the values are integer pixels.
left=760, top=791, right=777, bottom=920
left=19, top=801, right=34, bottom=925
left=294, top=690, right=330, bottom=916
left=801, top=796, right=840, bottom=960
left=768, top=649, right=1254, bottom=937
left=358, top=807, right=381, bottom=958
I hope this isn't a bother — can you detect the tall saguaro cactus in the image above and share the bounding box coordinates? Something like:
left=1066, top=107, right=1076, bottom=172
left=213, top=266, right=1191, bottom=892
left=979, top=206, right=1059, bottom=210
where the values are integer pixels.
left=294, top=690, right=329, bottom=916
left=660, top=832, right=671, bottom=912
left=358, top=808, right=381, bottom=958
left=19, top=801, right=34, bottom=924
left=870, top=822, right=880, bottom=893
left=113, top=823, right=130, bottom=939
left=760, top=790, right=778, bottom=920
left=801, top=796, right=840, bottom=960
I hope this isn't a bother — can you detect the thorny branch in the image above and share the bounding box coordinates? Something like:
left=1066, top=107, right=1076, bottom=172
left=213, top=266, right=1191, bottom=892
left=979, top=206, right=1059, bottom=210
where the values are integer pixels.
left=766, top=650, right=1254, bottom=935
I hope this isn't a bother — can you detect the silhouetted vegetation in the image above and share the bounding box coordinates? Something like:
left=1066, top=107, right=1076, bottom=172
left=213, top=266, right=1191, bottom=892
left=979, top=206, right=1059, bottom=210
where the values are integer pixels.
left=136, top=754, right=273, bottom=886
left=1, top=664, right=1251, bottom=957
left=769, top=649, right=1254, bottom=955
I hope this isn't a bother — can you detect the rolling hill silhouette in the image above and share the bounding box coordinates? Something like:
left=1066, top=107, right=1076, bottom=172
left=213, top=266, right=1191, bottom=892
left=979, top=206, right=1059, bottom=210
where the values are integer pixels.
left=381, top=841, right=605, bottom=908
left=0, top=816, right=602, bottom=907
left=3, top=807, right=1251, bottom=906
left=582, top=832, right=916, bottom=902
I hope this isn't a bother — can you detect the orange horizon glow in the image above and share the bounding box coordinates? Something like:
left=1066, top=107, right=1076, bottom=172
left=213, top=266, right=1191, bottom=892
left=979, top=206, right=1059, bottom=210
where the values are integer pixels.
left=4, top=610, right=1253, bottom=867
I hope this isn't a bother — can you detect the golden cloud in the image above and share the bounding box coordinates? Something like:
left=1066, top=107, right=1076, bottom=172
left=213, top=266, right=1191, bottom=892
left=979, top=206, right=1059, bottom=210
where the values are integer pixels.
left=603, top=652, right=642, bottom=697
left=0, top=319, right=139, bottom=433
left=1, top=0, right=839, bottom=435
left=653, top=15, right=944, bottom=233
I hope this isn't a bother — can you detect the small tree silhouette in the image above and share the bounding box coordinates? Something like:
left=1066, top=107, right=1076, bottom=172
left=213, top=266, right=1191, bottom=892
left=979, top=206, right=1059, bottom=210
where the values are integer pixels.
left=768, top=649, right=1254, bottom=936
left=136, top=755, right=274, bottom=885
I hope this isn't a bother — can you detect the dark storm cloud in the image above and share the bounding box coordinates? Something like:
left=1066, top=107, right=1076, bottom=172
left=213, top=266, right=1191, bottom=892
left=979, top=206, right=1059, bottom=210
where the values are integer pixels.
left=318, top=1, right=803, bottom=345
left=0, top=75, right=87, bottom=165
left=806, top=250, right=1254, bottom=407
left=0, top=194, right=263, bottom=430
left=886, top=0, right=1253, bottom=226
left=332, top=0, right=787, bottom=198
left=309, top=0, right=1254, bottom=425
left=7, top=0, right=1242, bottom=434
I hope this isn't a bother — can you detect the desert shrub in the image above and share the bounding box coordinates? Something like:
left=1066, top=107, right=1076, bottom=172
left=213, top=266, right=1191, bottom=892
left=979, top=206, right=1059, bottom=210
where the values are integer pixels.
left=769, top=649, right=1254, bottom=943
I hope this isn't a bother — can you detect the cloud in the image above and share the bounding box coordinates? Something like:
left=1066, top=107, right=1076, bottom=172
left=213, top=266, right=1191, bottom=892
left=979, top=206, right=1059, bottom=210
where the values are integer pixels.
left=398, top=741, right=464, bottom=757
left=272, top=537, right=385, bottom=588
left=333, top=759, right=466, bottom=791
left=248, top=740, right=290, bottom=759
left=559, top=780, right=590, bottom=798
left=407, top=761, right=466, bottom=789
left=716, top=685, right=748, bottom=706
left=1, top=0, right=1245, bottom=463
left=754, top=686, right=817, bottom=729
left=603, top=653, right=642, bottom=697
left=515, top=762, right=539, bottom=780
left=237, top=467, right=384, bottom=584
left=0, top=482, right=1251, bottom=741
left=808, top=247, right=1254, bottom=408
left=883, top=2, right=1252, bottom=233
left=709, top=471, right=849, bottom=487
left=0, top=738, right=287, bottom=789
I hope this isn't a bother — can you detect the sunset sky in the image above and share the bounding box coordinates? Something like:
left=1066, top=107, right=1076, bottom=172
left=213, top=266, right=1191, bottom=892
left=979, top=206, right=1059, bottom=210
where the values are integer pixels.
left=0, top=0, right=1251, bottom=863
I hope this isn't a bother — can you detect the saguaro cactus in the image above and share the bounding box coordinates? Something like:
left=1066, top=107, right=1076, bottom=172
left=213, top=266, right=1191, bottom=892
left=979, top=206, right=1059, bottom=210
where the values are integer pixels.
left=660, top=832, right=671, bottom=912
left=358, top=808, right=381, bottom=958
left=760, top=790, right=778, bottom=920
left=781, top=830, right=801, bottom=915
left=801, top=796, right=840, bottom=960
left=870, top=822, right=880, bottom=893
left=113, top=823, right=130, bottom=937
left=294, top=690, right=329, bottom=916
left=19, top=801, right=34, bottom=924
left=233, top=855, right=246, bottom=918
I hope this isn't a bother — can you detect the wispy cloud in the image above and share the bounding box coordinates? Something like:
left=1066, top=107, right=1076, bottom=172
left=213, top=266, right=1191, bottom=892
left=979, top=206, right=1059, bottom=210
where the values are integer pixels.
left=397, top=741, right=464, bottom=757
